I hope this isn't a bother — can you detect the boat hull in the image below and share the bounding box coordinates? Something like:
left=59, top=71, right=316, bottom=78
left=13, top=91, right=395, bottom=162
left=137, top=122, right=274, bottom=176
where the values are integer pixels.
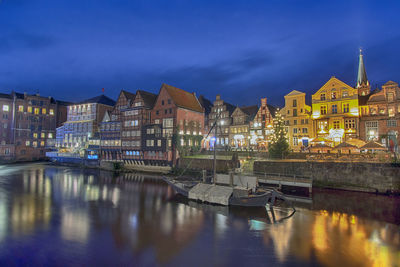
left=229, top=192, right=271, bottom=207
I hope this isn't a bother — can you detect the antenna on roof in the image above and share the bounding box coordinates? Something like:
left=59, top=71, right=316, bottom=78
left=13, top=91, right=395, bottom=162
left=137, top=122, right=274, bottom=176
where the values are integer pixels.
left=102, top=88, right=105, bottom=93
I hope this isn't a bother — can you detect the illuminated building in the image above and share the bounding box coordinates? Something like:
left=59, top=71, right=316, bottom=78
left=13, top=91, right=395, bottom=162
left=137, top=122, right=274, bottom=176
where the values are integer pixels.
left=206, top=95, right=235, bottom=149
left=311, top=51, right=372, bottom=145
left=280, top=90, right=313, bottom=151
left=122, top=90, right=157, bottom=162
left=229, top=105, right=258, bottom=149
left=359, top=80, right=400, bottom=153
left=150, top=83, right=205, bottom=165
left=0, top=91, right=68, bottom=162
left=249, top=98, right=277, bottom=150
left=312, top=76, right=361, bottom=144
left=58, top=95, right=115, bottom=154
left=100, top=90, right=135, bottom=161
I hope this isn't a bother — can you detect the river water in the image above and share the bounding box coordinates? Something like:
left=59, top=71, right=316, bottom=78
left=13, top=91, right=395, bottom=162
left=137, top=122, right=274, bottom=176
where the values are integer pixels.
left=0, top=163, right=399, bottom=266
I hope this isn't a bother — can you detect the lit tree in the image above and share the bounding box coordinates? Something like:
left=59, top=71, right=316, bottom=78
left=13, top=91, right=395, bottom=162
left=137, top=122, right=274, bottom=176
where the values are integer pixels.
left=268, top=109, right=289, bottom=159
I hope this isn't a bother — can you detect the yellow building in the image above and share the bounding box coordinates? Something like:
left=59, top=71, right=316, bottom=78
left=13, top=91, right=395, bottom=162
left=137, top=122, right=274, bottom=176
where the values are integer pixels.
left=312, top=77, right=360, bottom=145
left=281, top=90, right=313, bottom=151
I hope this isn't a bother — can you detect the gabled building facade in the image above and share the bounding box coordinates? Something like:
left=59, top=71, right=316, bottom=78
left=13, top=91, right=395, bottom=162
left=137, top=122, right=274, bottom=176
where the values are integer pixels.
left=281, top=90, right=313, bottom=151
left=100, top=90, right=133, bottom=161
left=123, top=90, right=157, bottom=162
left=206, top=95, right=235, bottom=149
left=360, top=81, right=400, bottom=152
left=249, top=98, right=276, bottom=150
left=150, top=83, right=204, bottom=164
left=229, top=105, right=258, bottom=149
left=312, top=77, right=360, bottom=144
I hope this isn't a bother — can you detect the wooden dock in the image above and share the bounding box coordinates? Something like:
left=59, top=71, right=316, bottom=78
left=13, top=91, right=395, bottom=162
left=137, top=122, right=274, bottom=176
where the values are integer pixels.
left=254, top=172, right=313, bottom=193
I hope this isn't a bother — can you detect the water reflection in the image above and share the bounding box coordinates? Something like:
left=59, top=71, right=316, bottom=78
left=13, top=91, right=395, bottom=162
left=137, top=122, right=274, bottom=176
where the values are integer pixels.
left=0, top=163, right=399, bottom=267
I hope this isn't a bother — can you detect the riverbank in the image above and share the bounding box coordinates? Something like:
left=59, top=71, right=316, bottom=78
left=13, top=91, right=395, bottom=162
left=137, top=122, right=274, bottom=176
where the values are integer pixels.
left=177, top=158, right=400, bottom=194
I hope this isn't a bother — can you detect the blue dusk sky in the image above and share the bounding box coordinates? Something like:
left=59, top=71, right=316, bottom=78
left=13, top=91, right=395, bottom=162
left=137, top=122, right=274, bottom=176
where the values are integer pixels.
left=0, top=0, right=399, bottom=106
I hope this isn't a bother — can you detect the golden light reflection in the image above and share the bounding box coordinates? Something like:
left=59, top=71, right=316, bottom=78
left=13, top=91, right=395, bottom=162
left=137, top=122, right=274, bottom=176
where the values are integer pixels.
left=311, top=210, right=400, bottom=267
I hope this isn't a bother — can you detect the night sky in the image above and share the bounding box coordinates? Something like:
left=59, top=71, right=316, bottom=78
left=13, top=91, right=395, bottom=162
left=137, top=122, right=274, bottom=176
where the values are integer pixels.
left=1, top=0, right=399, bottom=107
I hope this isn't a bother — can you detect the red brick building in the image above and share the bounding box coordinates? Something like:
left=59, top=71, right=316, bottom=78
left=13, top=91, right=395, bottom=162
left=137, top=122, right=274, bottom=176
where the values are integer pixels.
left=360, top=81, right=400, bottom=153
left=149, top=84, right=205, bottom=165
left=0, top=91, right=68, bottom=162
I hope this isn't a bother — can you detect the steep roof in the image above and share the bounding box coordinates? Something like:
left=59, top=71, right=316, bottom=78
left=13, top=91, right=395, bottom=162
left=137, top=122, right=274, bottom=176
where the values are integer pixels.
left=136, top=90, right=157, bottom=108
left=121, top=90, right=136, bottom=101
left=198, top=95, right=213, bottom=116
left=356, top=49, right=369, bottom=88
left=240, top=105, right=259, bottom=120
left=80, top=94, right=116, bottom=106
left=360, top=141, right=386, bottom=150
left=161, top=83, right=203, bottom=113
left=383, top=80, right=398, bottom=86
left=334, top=142, right=358, bottom=149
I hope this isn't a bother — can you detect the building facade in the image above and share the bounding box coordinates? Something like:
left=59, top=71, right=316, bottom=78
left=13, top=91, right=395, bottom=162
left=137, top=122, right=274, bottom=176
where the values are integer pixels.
left=121, top=90, right=157, bottom=162
left=249, top=98, right=276, bottom=151
left=0, top=92, right=68, bottom=161
left=100, top=91, right=133, bottom=161
left=281, top=90, right=313, bottom=151
left=229, top=105, right=258, bottom=150
left=360, top=81, right=400, bottom=152
left=150, top=83, right=204, bottom=164
left=312, top=77, right=360, bottom=145
left=206, top=95, right=235, bottom=150
left=58, top=95, right=115, bottom=157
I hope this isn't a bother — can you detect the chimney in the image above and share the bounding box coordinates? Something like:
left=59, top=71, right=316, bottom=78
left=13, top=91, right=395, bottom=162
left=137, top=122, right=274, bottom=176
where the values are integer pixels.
left=216, top=94, right=221, bottom=100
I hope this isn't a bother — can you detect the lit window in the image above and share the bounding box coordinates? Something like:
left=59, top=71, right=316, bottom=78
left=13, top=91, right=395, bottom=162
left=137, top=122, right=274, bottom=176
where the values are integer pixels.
left=331, top=92, right=337, bottom=99
left=18, top=105, right=24, bottom=112
left=333, top=121, right=340, bottom=129
left=49, top=109, right=54, bottom=115
left=33, top=141, right=37, bottom=147
left=33, top=133, right=38, bottom=138
left=332, top=105, right=337, bottom=114
left=34, top=108, right=40, bottom=115
left=28, top=106, right=32, bottom=113
left=320, top=106, right=327, bottom=115
left=343, top=103, right=349, bottom=113
left=42, top=108, right=46, bottom=114
left=388, top=107, right=395, bottom=117
left=342, top=91, right=349, bottom=97
left=26, top=141, right=30, bottom=146
left=2, top=105, right=9, bottom=112
left=40, top=141, right=45, bottom=147
left=41, top=133, right=45, bottom=138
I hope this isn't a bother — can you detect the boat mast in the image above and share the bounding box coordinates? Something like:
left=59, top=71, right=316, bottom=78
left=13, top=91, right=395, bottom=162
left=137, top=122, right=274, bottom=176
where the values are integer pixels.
left=213, top=116, right=217, bottom=184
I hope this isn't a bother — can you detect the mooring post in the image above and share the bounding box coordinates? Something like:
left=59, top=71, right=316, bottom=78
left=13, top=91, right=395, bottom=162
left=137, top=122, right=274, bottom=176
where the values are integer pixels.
left=202, top=170, right=207, bottom=183
left=229, top=171, right=234, bottom=187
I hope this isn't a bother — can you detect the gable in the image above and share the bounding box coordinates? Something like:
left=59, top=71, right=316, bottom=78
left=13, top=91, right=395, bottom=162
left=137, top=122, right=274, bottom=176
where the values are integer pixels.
left=312, top=77, right=356, bottom=100
left=231, top=107, right=245, bottom=117
left=286, top=90, right=305, bottom=97
left=159, top=83, right=203, bottom=113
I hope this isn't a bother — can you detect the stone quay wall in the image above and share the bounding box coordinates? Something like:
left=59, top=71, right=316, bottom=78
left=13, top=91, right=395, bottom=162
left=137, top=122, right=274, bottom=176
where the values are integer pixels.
left=253, top=161, right=400, bottom=193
